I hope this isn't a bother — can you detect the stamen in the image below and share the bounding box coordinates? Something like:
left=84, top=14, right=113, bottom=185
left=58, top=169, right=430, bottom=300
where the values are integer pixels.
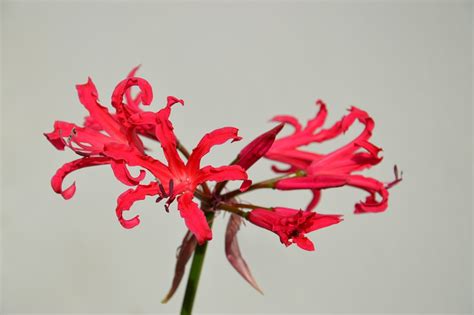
left=168, top=179, right=174, bottom=197
left=155, top=196, right=163, bottom=203
left=158, top=182, right=168, bottom=197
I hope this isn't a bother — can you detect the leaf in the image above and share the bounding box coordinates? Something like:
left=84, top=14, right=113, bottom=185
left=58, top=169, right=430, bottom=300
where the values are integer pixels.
left=161, top=230, right=197, bottom=303
left=225, top=214, right=263, bottom=294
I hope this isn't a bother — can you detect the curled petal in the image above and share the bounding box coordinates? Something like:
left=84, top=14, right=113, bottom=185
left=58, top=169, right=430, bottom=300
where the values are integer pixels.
left=271, top=115, right=302, bottom=133
left=276, top=174, right=389, bottom=214
left=177, top=192, right=212, bottom=245
left=111, top=161, right=146, bottom=186
left=116, top=182, right=159, bottom=229
left=187, top=127, right=241, bottom=172
left=125, top=65, right=142, bottom=111
left=155, top=102, right=186, bottom=174
left=304, top=99, right=328, bottom=133
left=111, top=77, right=153, bottom=113
left=167, top=96, right=184, bottom=107
left=44, top=123, right=69, bottom=150
left=103, top=143, right=172, bottom=183
left=236, top=123, right=284, bottom=170
left=51, top=157, right=111, bottom=199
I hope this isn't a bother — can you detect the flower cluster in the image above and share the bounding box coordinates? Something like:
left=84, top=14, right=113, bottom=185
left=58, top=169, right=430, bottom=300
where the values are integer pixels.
left=45, top=67, right=400, bottom=299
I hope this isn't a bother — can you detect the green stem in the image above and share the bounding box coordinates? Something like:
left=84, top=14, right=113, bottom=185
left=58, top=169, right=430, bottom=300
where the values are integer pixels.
left=220, top=172, right=301, bottom=201
left=180, top=210, right=214, bottom=315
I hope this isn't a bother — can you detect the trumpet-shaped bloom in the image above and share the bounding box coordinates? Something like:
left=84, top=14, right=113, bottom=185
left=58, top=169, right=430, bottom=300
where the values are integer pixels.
left=248, top=207, right=342, bottom=251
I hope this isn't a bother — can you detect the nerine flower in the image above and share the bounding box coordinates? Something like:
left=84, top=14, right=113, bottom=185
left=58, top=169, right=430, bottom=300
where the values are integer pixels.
left=44, top=76, right=153, bottom=199
left=247, top=207, right=342, bottom=251
left=45, top=74, right=248, bottom=244
left=265, top=100, right=401, bottom=212
left=109, top=100, right=249, bottom=244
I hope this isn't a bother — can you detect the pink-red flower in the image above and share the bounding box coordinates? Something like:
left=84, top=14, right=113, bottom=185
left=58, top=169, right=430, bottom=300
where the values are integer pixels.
left=45, top=73, right=248, bottom=244
left=44, top=76, right=152, bottom=199
left=265, top=100, right=401, bottom=213
left=248, top=207, right=342, bottom=251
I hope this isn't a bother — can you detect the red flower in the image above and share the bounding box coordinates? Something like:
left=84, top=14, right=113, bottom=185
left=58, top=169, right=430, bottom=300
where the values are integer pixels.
left=247, top=207, right=342, bottom=251
left=107, top=99, right=249, bottom=244
left=45, top=74, right=249, bottom=244
left=44, top=76, right=153, bottom=199
left=266, top=100, right=400, bottom=212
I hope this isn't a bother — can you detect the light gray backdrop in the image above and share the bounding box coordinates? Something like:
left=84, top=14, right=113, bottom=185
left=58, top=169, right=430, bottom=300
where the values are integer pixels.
left=1, top=0, right=472, bottom=314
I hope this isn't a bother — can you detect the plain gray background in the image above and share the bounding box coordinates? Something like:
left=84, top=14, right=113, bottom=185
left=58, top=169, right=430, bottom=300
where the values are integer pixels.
left=1, top=0, right=472, bottom=314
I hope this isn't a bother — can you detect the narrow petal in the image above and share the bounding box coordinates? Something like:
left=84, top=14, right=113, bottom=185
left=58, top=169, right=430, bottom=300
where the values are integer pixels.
left=103, top=143, right=172, bottom=183
left=111, top=161, right=146, bottom=186
left=111, top=77, right=153, bottom=114
left=271, top=115, right=302, bottom=133
left=155, top=102, right=186, bottom=174
left=162, top=231, right=197, bottom=303
left=51, top=157, right=111, bottom=199
left=305, top=189, right=321, bottom=211
left=236, top=123, right=284, bottom=170
left=76, top=78, right=125, bottom=141
left=116, top=182, right=159, bottom=229
left=276, top=174, right=389, bottom=214
left=125, top=66, right=142, bottom=111
left=177, top=192, right=212, bottom=245
left=193, top=165, right=248, bottom=186
left=225, top=214, right=263, bottom=293
left=187, top=127, right=241, bottom=172
left=304, top=99, right=328, bottom=133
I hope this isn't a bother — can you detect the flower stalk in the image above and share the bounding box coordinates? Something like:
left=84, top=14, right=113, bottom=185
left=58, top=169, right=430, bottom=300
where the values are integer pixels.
left=180, top=210, right=214, bottom=315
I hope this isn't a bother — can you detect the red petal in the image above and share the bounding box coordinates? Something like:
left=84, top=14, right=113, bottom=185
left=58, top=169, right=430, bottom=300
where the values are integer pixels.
left=111, top=161, right=146, bottom=186
left=276, top=174, right=389, bottom=214
left=155, top=102, right=186, bottom=174
left=116, top=182, right=159, bottom=229
left=125, top=66, right=142, bottom=111
left=271, top=115, right=302, bottom=133
left=176, top=192, right=212, bottom=245
left=51, top=157, right=111, bottom=199
left=103, top=143, right=172, bottom=183
left=194, top=165, right=248, bottom=186
left=306, top=213, right=343, bottom=232
left=76, top=78, right=125, bottom=141
left=294, top=236, right=315, bottom=251
left=187, top=127, right=241, bottom=172
left=236, top=123, right=284, bottom=170
left=111, top=77, right=153, bottom=113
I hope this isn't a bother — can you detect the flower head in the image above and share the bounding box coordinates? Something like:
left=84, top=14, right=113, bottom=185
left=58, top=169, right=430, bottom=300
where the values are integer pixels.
left=266, top=100, right=401, bottom=212
left=248, top=207, right=342, bottom=251
left=45, top=72, right=249, bottom=244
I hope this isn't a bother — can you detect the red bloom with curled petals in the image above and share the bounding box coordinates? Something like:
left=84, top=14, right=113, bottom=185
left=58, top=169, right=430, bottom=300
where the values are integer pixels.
left=266, top=100, right=401, bottom=213
left=44, top=76, right=152, bottom=199
left=247, top=207, right=342, bottom=251
left=45, top=72, right=248, bottom=244
left=108, top=98, right=249, bottom=244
